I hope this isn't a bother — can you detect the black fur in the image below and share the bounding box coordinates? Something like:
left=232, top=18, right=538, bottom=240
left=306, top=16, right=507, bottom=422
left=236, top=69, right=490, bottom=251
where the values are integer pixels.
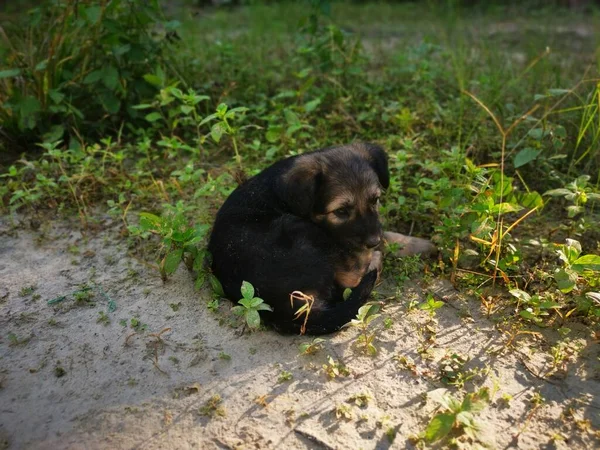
left=208, top=143, right=388, bottom=334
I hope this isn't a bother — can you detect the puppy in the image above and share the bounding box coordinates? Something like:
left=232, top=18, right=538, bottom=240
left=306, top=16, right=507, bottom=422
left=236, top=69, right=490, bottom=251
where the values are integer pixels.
left=208, top=143, right=435, bottom=335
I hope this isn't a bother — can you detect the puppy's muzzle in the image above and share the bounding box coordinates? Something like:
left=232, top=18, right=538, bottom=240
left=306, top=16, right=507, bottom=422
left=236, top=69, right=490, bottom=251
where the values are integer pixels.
left=365, top=235, right=382, bottom=249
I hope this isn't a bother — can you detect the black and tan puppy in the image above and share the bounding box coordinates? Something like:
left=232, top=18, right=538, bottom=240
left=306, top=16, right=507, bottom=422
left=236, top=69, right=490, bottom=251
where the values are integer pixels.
left=208, top=143, right=435, bottom=335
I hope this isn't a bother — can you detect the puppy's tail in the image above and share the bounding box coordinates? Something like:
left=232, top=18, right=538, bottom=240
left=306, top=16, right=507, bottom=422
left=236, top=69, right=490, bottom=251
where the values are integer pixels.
left=276, top=270, right=378, bottom=335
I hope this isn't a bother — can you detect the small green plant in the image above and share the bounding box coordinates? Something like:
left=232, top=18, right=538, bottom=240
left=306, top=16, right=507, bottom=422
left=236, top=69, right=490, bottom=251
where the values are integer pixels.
left=418, top=294, right=444, bottom=317
left=96, top=311, right=110, bottom=326
left=129, top=317, right=147, bottom=332
left=199, top=103, right=250, bottom=168
left=278, top=370, right=293, bottom=383
left=218, top=352, right=231, bottom=361
left=207, top=298, right=220, bottom=313
left=298, top=337, right=325, bottom=355
left=322, top=356, right=350, bottom=379
left=19, top=285, right=37, bottom=297
left=347, top=393, right=371, bottom=407
left=348, top=303, right=381, bottom=356
left=439, top=352, right=468, bottom=385
left=553, top=239, right=600, bottom=294
left=199, top=394, right=226, bottom=417
left=422, top=387, right=490, bottom=444
left=383, top=317, right=393, bottom=329
left=334, top=404, right=353, bottom=421
left=509, top=289, right=561, bottom=325
left=231, top=281, right=273, bottom=330
left=129, top=206, right=209, bottom=283
left=544, top=175, right=600, bottom=218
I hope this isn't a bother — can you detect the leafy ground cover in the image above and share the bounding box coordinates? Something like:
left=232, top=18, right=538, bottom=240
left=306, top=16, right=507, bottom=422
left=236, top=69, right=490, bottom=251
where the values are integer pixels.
left=0, top=1, right=599, bottom=448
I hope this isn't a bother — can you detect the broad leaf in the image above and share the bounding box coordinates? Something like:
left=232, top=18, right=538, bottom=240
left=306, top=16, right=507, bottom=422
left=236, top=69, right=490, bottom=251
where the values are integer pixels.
left=424, top=413, right=455, bottom=442
left=240, top=281, right=254, bottom=300
left=145, top=112, right=162, bottom=123
left=514, top=148, right=541, bottom=168
left=246, top=309, right=261, bottom=329
left=163, top=249, right=183, bottom=275
left=209, top=274, right=224, bottom=297
left=554, top=268, right=578, bottom=293
left=139, top=212, right=161, bottom=231
left=572, top=254, right=600, bottom=272
left=509, top=289, right=531, bottom=303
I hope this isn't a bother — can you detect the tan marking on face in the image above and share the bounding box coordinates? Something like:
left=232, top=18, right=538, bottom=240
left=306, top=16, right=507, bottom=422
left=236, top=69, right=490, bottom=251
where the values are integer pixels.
left=334, top=250, right=373, bottom=288
left=325, top=194, right=355, bottom=214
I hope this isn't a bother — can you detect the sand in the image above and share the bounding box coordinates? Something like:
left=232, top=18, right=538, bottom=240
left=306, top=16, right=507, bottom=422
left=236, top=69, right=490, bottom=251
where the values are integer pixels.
left=1, top=216, right=598, bottom=449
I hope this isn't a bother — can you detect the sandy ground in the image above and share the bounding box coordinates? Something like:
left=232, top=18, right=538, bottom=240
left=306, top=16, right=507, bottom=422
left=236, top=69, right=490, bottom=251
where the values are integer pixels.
left=0, top=216, right=599, bottom=450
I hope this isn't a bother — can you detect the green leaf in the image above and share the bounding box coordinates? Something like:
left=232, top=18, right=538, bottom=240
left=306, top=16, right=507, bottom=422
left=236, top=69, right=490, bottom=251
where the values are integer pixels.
left=256, top=302, right=273, bottom=312
left=509, top=289, right=531, bottom=303
left=231, top=305, right=244, bottom=316
left=102, top=65, right=120, bottom=90
left=139, top=212, right=161, bottom=230
left=265, top=126, right=283, bottom=143
left=554, top=268, right=578, bottom=293
left=343, top=288, right=352, bottom=300
left=519, top=191, right=544, bottom=210
left=544, top=188, right=572, bottom=197
left=84, top=69, right=103, bottom=84
left=514, top=148, right=541, bottom=168
left=239, top=298, right=253, bottom=309
left=209, top=274, right=224, bottom=297
left=0, top=69, right=21, bottom=79
left=145, top=112, right=162, bottom=123
left=424, top=413, right=455, bottom=442
left=210, top=122, right=225, bottom=143
left=572, top=254, right=600, bottom=272
left=99, top=91, right=120, bottom=114
left=163, top=249, right=183, bottom=275
left=181, top=105, right=194, bottom=115
left=284, top=109, right=301, bottom=126
left=246, top=309, right=261, bottom=329
left=83, top=5, right=102, bottom=24
left=143, top=73, right=163, bottom=87
left=304, top=98, right=321, bottom=113
left=240, top=281, right=254, bottom=300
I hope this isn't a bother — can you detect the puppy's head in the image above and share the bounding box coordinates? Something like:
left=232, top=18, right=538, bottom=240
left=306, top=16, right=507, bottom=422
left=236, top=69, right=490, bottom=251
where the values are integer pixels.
left=277, top=143, right=389, bottom=250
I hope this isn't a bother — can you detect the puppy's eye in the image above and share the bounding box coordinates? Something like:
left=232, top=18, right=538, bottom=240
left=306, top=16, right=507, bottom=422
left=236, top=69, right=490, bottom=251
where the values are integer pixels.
left=333, top=207, right=350, bottom=219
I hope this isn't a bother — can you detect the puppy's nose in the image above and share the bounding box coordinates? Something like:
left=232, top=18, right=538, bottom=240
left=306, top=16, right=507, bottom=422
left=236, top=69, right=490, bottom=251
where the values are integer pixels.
left=366, top=236, right=381, bottom=249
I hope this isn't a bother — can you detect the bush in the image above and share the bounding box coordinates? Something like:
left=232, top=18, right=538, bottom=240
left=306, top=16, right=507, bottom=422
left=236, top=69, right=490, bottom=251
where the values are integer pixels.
left=0, top=0, right=179, bottom=150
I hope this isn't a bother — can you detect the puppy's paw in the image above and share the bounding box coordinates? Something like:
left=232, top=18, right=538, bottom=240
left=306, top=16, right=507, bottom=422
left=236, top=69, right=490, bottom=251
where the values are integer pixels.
left=383, top=231, right=436, bottom=258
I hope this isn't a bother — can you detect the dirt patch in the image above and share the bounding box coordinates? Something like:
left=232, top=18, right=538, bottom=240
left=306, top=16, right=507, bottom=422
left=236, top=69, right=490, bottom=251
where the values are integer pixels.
left=0, top=217, right=598, bottom=449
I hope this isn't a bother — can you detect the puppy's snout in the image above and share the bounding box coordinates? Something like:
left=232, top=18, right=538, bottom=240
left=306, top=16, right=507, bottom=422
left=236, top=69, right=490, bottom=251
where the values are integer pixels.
left=365, top=235, right=381, bottom=249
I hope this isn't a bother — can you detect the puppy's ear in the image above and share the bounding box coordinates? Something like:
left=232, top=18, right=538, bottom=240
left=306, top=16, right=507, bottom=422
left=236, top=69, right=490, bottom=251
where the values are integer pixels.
left=277, top=156, right=322, bottom=217
left=362, top=143, right=390, bottom=189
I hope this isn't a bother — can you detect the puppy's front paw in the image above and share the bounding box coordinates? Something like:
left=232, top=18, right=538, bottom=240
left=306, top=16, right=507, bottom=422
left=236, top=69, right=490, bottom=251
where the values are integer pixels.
left=383, top=231, right=436, bottom=258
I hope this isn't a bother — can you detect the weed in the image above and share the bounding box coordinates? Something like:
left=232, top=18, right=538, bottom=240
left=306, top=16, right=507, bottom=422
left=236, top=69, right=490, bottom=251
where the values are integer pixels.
left=129, top=207, right=210, bottom=283
left=231, top=281, right=273, bottom=330
left=334, top=404, right=353, bottom=421
left=199, top=394, right=226, bottom=418
left=322, top=356, right=350, bottom=380
left=207, top=299, right=220, bottom=312
left=96, top=311, right=110, bottom=326
left=19, top=285, right=36, bottom=297
left=347, top=393, right=371, bottom=408
left=348, top=303, right=381, bottom=356
left=278, top=371, right=293, bottom=383
left=421, top=387, right=490, bottom=444
left=298, top=337, right=325, bottom=356
left=218, top=352, right=231, bottom=361
left=418, top=294, right=444, bottom=317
